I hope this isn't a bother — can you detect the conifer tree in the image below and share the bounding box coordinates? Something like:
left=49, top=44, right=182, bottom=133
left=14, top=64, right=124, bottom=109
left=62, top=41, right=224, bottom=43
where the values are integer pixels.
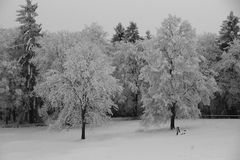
left=112, top=23, right=125, bottom=43
left=219, top=11, right=239, bottom=51
left=111, top=22, right=144, bottom=117
left=15, top=0, right=42, bottom=123
left=145, top=30, right=152, bottom=40
left=113, top=22, right=143, bottom=117
left=125, top=22, right=142, bottom=43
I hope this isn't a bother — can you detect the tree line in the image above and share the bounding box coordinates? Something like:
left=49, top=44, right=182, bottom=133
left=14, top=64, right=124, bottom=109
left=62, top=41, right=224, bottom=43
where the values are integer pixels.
left=0, top=0, right=240, bottom=139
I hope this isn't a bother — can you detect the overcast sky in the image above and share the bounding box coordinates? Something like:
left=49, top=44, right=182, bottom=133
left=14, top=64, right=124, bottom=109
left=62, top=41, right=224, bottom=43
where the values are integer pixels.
left=0, top=0, right=240, bottom=37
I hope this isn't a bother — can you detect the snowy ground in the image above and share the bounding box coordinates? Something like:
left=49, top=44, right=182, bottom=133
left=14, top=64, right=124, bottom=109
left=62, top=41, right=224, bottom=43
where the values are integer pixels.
left=0, top=119, right=240, bottom=160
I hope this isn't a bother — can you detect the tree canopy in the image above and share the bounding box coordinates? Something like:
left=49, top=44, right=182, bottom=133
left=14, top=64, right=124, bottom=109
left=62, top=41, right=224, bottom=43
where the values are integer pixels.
left=215, top=40, right=240, bottom=114
left=35, top=40, right=122, bottom=139
left=219, top=11, right=240, bottom=51
left=140, top=15, right=218, bottom=128
left=112, top=23, right=126, bottom=43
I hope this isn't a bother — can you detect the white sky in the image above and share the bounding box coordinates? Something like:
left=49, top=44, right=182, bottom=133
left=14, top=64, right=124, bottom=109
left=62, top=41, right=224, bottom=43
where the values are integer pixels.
left=0, top=0, right=240, bottom=37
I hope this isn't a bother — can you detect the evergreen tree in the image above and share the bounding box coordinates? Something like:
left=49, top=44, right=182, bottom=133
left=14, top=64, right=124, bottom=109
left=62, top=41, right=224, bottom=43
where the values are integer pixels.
left=15, top=0, right=42, bottom=123
left=214, top=12, right=240, bottom=116
left=219, top=11, right=239, bottom=51
left=125, top=22, right=142, bottom=43
left=112, top=22, right=143, bottom=117
left=145, top=30, right=152, bottom=40
left=111, top=23, right=125, bottom=43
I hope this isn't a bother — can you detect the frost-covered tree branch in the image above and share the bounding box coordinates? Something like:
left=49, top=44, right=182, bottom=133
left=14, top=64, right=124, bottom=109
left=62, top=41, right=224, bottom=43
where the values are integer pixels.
left=35, top=40, right=122, bottom=139
left=140, top=15, right=219, bottom=129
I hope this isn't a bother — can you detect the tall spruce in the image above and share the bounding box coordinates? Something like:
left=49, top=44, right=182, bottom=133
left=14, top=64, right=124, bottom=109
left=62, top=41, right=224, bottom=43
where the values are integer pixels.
left=15, top=0, right=42, bottom=123
left=112, top=23, right=125, bottom=43
left=219, top=11, right=239, bottom=51
left=125, top=22, right=142, bottom=43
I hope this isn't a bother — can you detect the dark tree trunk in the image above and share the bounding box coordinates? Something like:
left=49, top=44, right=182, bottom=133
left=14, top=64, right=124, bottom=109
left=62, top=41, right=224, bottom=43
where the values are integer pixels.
left=17, top=111, right=25, bottom=127
left=29, top=97, right=34, bottom=123
left=5, top=109, right=10, bottom=125
left=134, top=93, right=139, bottom=117
left=170, top=103, right=176, bottom=130
left=13, top=108, right=16, bottom=122
left=5, top=113, right=8, bottom=125
left=29, top=110, right=33, bottom=123
left=81, top=107, right=86, bottom=140
left=81, top=121, right=86, bottom=140
left=25, top=111, right=29, bottom=122
left=208, top=105, right=212, bottom=119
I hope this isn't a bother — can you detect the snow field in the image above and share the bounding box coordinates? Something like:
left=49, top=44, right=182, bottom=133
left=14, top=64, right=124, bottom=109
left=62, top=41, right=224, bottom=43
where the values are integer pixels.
left=0, top=119, right=240, bottom=160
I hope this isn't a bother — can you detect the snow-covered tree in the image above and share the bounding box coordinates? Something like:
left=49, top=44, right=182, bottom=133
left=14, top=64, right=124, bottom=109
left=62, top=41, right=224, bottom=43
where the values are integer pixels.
left=215, top=40, right=240, bottom=114
left=213, top=12, right=240, bottom=115
left=14, top=0, right=42, bottom=123
left=111, top=22, right=145, bottom=116
left=0, top=61, right=24, bottom=124
left=74, top=23, right=117, bottom=59
left=34, top=23, right=108, bottom=75
left=219, top=11, right=239, bottom=51
left=112, top=42, right=146, bottom=117
left=140, top=15, right=218, bottom=129
left=145, top=30, right=152, bottom=40
left=33, top=31, right=82, bottom=75
left=32, top=31, right=83, bottom=123
left=33, top=24, right=112, bottom=122
left=0, top=28, right=19, bottom=61
left=125, top=22, right=143, bottom=43
left=112, top=23, right=126, bottom=43
left=81, top=23, right=109, bottom=54
left=196, top=33, right=224, bottom=116
left=35, top=41, right=122, bottom=139
left=196, top=33, right=222, bottom=67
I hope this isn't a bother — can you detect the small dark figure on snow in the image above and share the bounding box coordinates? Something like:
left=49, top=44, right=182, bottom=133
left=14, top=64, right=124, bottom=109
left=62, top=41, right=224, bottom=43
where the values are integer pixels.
left=176, top=127, right=186, bottom=135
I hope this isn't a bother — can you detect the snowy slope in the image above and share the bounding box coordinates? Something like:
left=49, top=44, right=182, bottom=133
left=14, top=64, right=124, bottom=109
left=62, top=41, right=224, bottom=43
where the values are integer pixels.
left=0, top=119, right=239, bottom=160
